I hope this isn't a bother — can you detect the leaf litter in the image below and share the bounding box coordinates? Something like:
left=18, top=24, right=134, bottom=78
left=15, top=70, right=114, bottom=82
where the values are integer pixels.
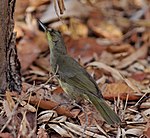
left=0, top=0, right=150, bottom=137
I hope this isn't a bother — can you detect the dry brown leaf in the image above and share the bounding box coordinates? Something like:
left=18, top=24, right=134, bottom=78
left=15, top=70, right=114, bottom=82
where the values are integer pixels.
left=2, top=100, right=12, bottom=117
left=20, top=101, right=36, bottom=112
left=37, top=127, right=49, bottom=138
left=18, top=112, right=28, bottom=137
left=17, top=37, right=41, bottom=71
left=0, top=132, right=13, bottom=138
left=143, top=122, right=150, bottom=138
left=29, top=0, right=50, bottom=7
left=34, top=56, right=50, bottom=72
left=14, top=23, right=24, bottom=38
left=33, top=31, right=48, bottom=52
left=124, top=78, right=140, bottom=93
left=145, top=67, right=150, bottom=73
left=116, top=44, right=148, bottom=69
left=140, top=102, right=150, bottom=109
left=88, top=62, right=124, bottom=81
left=99, top=51, right=115, bottom=65
left=16, top=24, right=48, bottom=72
left=64, top=122, right=106, bottom=138
left=52, top=86, right=64, bottom=95
left=107, top=44, right=135, bottom=54
left=29, top=65, right=47, bottom=75
left=88, top=19, right=123, bottom=42
left=5, top=91, right=15, bottom=111
left=69, top=18, right=88, bottom=39
left=125, top=128, right=143, bottom=137
left=70, top=109, right=80, bottom=118
left=38, top=110, right=58, bottom=124
left=103, top=82, right=142, bottom=100
left=131, top=72, right=147, bottom=81
left=29, top=96, right=73, bottom=118
left=65, top=37, right=105, bottom=59
left=48, top=124, right=70, bottom=137
left=22, top=83, right=73, bottom=117
left=59, top=18, right=88, bottom=39
left=143, top=108, right=150, bottom=117
left=18, top=111, right=37, bottom=137
left=15, top=0, right=29, bottom=20
left=78, top=112, right=95, bottom=127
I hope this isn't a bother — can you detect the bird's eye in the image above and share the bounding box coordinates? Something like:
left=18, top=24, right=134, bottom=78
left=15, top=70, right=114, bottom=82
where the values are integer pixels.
left=57, top=31, right=61, bottom=34
left=53, top=36, right=59, bottom=43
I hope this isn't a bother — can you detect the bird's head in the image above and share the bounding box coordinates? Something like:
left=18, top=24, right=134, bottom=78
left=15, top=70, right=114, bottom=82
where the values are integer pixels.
left=37, top=19, right=67, bottom=54
left=38, top=19, right=61, bottom=44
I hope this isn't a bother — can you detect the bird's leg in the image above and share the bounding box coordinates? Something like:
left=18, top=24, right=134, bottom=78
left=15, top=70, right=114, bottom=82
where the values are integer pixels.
left=52, top=100, right=88, bottom=138
left=72, top=101, right=88, bottom=138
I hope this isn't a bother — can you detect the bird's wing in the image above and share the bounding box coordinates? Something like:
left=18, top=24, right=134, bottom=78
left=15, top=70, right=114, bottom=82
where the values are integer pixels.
left=58, top=56, right=102, bottom=98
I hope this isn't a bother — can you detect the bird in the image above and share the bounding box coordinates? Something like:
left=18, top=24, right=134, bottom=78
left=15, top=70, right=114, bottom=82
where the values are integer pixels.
left=38, top=20, right=121, bottom=125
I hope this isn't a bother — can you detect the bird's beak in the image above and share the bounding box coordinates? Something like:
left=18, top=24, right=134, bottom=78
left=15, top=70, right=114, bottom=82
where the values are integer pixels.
left=37, top=19, right=47, bottom=32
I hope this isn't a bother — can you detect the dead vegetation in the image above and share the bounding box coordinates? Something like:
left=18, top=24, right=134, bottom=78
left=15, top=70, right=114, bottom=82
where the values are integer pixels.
left=0, top=0, right=150, bottom=137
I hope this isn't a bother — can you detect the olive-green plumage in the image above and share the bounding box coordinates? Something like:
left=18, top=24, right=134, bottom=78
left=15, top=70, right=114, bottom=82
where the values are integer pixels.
left=38, top=20, right=121, bottom=125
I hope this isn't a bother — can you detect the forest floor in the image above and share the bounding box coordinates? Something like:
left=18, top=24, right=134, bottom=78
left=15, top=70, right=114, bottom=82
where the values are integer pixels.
left=0, top=0, right=150, bottom=137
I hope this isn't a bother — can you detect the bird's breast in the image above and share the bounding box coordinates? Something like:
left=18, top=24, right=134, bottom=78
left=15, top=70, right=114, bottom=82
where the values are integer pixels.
left=58, top=79, right=83, bottom=101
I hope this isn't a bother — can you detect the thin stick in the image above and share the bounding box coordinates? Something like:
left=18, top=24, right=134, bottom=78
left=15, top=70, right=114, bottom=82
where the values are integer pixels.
left=135, top=91, right=148, bottom=106
left=0, top=102, right=19, bottom=132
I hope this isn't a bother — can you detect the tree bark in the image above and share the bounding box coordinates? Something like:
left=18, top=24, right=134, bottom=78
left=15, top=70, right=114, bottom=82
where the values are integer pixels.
left=0, top=0, right=22, bottom=93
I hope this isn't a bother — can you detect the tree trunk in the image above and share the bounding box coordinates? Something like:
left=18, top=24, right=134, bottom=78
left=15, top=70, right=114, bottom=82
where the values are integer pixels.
left=0, top=0, right=22, bottom=93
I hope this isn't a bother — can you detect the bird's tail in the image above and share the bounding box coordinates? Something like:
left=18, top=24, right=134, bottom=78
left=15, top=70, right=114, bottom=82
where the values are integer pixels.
left=88, top=94, right=121, bottom=125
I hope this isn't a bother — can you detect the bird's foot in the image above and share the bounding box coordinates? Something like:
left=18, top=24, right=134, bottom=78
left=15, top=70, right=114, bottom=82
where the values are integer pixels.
left=71, top=101, right=88, bottom=138
left=52, top=100, right=88, bottom=138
